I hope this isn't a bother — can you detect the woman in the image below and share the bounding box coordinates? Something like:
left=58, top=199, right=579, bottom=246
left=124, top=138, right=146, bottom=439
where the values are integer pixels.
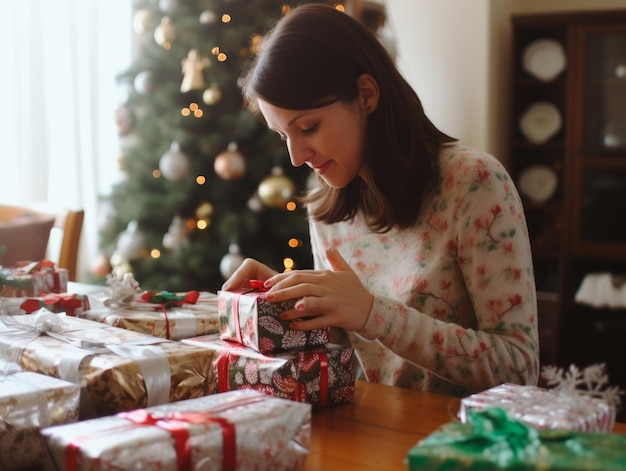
left=223, top=3, right=539, bottom=395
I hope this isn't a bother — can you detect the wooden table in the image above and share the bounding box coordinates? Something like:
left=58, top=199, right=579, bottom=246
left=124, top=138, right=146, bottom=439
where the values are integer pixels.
left=304, top=381, right=626, bottom=471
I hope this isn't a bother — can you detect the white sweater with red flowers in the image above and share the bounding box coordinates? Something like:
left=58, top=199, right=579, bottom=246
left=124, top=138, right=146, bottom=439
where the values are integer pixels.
left=309, top=144, right=539, bottom=396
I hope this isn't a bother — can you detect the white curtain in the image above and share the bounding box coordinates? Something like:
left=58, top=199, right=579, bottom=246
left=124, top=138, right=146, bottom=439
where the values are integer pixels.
left=0, top=1, right=132, bottom=280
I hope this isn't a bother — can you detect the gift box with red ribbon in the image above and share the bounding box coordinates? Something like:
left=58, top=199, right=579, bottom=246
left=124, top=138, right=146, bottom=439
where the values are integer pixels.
left=0, top=311, right=213, bottom=419
left=0, top=259, right=68, bottom=297
left=218, top=281, right=329, bottom=354
left=41, top=389, right=311, bottom=471
left=80, top=290, right=220, bottom=340
left=15, top=292, right=91, bottom=316
left=183, top=334, right=356, bottom=409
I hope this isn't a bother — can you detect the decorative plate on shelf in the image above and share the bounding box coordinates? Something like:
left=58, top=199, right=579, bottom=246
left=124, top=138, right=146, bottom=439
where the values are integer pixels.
left=519, top=102, right=562, bottom=144
left=517, top=165, right=558, bottom=203
left=522, top=38, right=567, bottom=81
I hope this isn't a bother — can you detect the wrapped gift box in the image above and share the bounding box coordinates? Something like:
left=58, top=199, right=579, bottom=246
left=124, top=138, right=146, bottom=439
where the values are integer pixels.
left=183, top=334, right=356, bottom=408
left=1, top=364, right=80, bottom=471
left=42, top=389, right=311, bottom=471
left=80, top=291, right=219, bottom=340
left=0, top=311, right=212, bottom=419
left=1, top=260, right=68, bottom=297
left=407, top=407, right=626, bottom=470
left=458, top=383, right=616, bottom=433
left=218, top=285, right=329, bottom=354
left=2, top=292, right=91, bottom=316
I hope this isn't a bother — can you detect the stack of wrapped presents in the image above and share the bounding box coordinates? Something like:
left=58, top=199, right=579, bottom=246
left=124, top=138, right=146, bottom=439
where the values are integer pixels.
left=0, top=270, right=355, bottom=469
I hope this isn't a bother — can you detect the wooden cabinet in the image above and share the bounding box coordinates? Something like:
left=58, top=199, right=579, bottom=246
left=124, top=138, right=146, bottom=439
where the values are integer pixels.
left=510, top=10, right=626, bottom=407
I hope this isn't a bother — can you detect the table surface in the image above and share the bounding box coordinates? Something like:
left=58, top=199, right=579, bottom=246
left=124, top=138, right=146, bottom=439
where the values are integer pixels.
left=303, top=381, right=626, bottom=471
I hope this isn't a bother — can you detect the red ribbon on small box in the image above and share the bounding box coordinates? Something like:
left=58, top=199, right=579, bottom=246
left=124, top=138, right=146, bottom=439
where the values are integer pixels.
left=16, top=259, right=64, bottom=293
left=66, top=408, right=237, bottom=471
left=139, top=290, right=200, bottom=339
left=20, top=293, right=89, bottom=316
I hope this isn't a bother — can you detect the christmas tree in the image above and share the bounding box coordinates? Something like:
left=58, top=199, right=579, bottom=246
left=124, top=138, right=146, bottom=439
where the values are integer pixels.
left=97, top=0, right=340, bottom=292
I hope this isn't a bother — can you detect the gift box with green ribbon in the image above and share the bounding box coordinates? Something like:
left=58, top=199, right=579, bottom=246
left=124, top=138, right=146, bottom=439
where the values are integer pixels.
left=407, top=407, right=626, bottom=470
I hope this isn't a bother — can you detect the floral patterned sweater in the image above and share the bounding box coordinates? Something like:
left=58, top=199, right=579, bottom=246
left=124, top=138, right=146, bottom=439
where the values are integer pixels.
left=308, top=144, right=539, bottom=396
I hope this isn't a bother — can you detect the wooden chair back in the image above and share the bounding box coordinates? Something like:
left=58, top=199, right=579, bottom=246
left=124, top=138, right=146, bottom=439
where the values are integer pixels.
left=0, top=204, right=84, bottom=281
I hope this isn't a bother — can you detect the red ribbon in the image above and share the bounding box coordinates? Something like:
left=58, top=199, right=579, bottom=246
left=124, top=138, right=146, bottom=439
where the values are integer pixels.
left=217, top=347, right=234, bottom=393
left=20, top=293, right=86, bottom=316
left=66, top=409, right=236, bottom=471
left=139, top=290, right=200, bottom=340
left=319, top=351, right=329, bottom=407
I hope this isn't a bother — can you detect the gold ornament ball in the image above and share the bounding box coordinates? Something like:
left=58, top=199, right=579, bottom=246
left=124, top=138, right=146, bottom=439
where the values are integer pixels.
left=258, top=173, right=296, bottom=208
left=214, top=145, right=246, bottom=181
left=195, top=202, right=214, bottom=220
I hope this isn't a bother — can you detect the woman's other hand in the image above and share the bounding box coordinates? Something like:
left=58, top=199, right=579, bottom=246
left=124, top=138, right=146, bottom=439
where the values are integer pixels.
left=221, top=258, right=278, bottom=290
left=265, top=247, right=374, bottom=332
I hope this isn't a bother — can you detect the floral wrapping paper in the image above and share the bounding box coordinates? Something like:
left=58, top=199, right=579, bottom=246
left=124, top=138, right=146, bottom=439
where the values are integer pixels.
left=408, top=407, right=626, bottom=471
left=182, top=334, right=356, bottom=408
left=42, top=389, right=311, bottom=471
left=0, top=365, right=80, bottom=471
left=457, top=383, right=616, bottom=432
left=79, top=291, right=220, bottom=340
left=0, top=312, right=212, bottom=419
left=218, top=287, right=329, bottom=354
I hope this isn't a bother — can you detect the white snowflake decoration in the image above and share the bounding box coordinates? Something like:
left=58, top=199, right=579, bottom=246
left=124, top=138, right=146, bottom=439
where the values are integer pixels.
left=541, top=363, right=624, bottom=407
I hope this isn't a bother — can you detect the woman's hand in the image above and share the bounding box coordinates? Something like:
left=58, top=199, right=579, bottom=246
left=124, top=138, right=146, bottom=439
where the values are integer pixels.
left=221, top=258, right=278, bottom=291
left=264, top=247, right=374, bottom=332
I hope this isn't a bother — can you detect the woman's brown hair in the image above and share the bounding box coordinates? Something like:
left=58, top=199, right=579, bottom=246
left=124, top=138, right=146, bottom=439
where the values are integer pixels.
left=241, top=3, right=456, bottom=232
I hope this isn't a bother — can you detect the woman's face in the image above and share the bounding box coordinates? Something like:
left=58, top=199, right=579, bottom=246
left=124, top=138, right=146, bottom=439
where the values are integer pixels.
left=258, top=97, right=369, bottom=188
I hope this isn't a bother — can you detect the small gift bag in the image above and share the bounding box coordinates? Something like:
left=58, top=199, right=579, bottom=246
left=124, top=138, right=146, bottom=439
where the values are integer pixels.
left=218, top=281, right=329, bottom=354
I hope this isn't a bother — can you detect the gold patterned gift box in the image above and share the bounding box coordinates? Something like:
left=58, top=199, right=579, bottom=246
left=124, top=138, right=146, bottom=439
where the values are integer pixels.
left=80, top=290, right=220, bottom=340
left=0, top=360, right=80, bottom=471
left=42, top=389, right=311, bottom=471
left=0, top=311, right=212, bottom=419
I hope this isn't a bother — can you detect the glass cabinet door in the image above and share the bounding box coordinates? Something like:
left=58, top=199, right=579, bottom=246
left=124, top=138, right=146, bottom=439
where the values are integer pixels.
left=584, top=28, right=626, bottom=154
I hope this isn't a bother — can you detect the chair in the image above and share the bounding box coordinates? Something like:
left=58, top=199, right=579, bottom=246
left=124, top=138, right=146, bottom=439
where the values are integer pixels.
left=0, top=203, right=84, bottom=281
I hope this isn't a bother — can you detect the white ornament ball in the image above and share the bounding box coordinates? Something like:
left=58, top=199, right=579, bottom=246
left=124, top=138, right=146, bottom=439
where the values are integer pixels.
left=214, top=142, right=246, bottom=181
left=159, top=0, right=178, bottom=14
left=258, top=167, right=296, bottom=208
left=154, top=17, right=178, bottom=46
left=133, top=9, right=152, bottom=34
left=159, top=142, right=190, bottom=181
left=116, top=220, right=145, bottom=260
left=199, top=9, right=218, bottom=25
left=134, top=71, right=153, bottom=95
left=220, top=243, right=244, bottom=280
left=202, top=83, right=222, bottom=105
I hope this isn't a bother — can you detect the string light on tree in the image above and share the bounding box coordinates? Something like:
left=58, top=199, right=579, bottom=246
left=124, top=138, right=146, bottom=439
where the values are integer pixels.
left=258, top=166, right=296, bottom=208
left=159, top=141, right=190, bottom=181
left=220, top=243, right=244, bottom=279
left=214, top=142, right=246, bottom=181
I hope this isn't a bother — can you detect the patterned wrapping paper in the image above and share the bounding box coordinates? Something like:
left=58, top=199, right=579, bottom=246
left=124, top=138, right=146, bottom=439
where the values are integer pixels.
left=408, top=407, right=626, bottom=471
left=218, top=286, right=329, bottom=354
left=0, top=312, right=212, bottom=419
left=457, top=383, right=616, bottom=432
left=1, top=292, right=91, bottom=316
left=0, top=368, right=80, bottom=471
left=42, top=389, right=311, bottom=471
left=79, top=291, right=220, bottom=340
left=0, top=260, right=69, bottom=297
left=182, top=334, right=356, bottom=408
